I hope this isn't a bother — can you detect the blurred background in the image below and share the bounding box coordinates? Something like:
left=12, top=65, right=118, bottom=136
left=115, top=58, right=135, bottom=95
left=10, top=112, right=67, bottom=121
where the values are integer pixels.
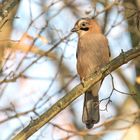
left=0, top=0, right=140, bottom=139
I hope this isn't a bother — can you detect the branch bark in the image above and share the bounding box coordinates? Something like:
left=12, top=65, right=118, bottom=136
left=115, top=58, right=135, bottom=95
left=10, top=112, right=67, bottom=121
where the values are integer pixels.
left=0, top=0, right=19, bottom=27
left=12, top=46, right=140, bottom=140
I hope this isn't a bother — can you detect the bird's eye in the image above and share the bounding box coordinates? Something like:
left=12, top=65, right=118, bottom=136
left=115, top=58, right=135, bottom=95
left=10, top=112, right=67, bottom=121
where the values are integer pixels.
left=80, top=22, right=89, bottom=31
left=81, top=23, right=86, bottom=26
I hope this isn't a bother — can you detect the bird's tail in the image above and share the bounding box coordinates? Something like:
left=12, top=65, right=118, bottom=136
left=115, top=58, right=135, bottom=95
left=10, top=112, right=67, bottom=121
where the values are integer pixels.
left=82, top=91, right=100, bottom=129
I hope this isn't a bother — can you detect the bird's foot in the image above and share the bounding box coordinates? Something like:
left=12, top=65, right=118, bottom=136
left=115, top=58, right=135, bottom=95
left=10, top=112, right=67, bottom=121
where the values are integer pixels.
left=81, top=77, right=86, bottom=87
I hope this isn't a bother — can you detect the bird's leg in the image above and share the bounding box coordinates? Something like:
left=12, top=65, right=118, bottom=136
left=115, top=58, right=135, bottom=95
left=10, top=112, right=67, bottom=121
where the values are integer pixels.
left=81, top=77, right=86, bottom=87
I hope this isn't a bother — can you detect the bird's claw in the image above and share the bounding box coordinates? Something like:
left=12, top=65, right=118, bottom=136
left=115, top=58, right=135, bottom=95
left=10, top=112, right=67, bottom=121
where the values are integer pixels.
left=81, top=77, right=86, bottom=87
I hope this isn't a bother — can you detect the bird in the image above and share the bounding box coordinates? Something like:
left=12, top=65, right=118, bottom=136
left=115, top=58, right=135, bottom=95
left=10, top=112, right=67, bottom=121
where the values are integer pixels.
left=71, top=18, right=110, bottom=129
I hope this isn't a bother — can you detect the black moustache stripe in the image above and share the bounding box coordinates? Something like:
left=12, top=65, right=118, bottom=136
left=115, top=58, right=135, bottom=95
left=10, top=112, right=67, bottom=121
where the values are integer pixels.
left=80, top=27, right=89, bottom=31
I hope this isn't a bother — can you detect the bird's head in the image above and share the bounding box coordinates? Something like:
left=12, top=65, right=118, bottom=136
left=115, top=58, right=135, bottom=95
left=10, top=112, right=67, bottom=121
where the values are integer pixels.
left=71, top=18, right=102, bottom=36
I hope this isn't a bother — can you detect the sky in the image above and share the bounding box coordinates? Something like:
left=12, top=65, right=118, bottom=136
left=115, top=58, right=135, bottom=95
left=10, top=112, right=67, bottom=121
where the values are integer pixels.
left=0, top=0, right=137, bottom=140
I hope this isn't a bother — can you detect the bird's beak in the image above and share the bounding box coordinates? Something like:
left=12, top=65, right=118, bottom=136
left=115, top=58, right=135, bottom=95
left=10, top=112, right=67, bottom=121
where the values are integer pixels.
left=71, top=27, right=79, bottom=32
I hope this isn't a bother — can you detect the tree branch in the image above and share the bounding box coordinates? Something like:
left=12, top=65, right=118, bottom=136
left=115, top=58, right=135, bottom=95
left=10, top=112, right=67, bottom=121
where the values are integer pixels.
left=0, top=0, right=20, bottom=27
left=12, top=46, right=140, bottom=140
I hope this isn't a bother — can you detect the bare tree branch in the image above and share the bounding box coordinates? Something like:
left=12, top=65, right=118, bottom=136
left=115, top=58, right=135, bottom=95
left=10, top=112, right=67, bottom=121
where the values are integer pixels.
left=11, top=46, right=140, bottom=140
left=0, top=0, right=20, bottom=28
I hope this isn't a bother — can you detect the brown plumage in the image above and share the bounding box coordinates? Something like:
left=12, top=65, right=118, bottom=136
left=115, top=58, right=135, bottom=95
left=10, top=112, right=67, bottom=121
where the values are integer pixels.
left=71, top=18, right=110, bottom=129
